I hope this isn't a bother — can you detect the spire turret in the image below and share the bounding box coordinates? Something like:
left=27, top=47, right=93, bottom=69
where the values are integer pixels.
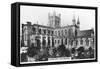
left=72, top=13, right=76, bottom=25
left=77, top=16, right=80, bottom=24
left=77, top=16, right=80, bottom=28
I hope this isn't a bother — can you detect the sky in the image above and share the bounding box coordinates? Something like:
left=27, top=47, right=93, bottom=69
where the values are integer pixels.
left=20, top=5, right=95, bottom=30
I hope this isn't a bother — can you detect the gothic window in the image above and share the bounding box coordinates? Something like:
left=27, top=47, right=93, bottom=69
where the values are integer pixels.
left=65, top=38, right=67, bottom=45
left=52, top=37, right=54, bottom=46
left=55, top=40, right=56, bottom=44
left=68, top=29, right=71, bottom=37
left=69, top=40, right=71, bottom=45
left=36, top=39, right=41, bottom=49
left=52, top=19, right=53, bottom=24
left=44, top=29, right=46, bottom=34
left=24, top=28, right=27, bottom=41
left=61, top=39, right=63, bottom=45
left=56, top=31, right=58, bottom=36
left=58, top=40, right=60, bottom=44
left=86, top=38, right=89, bottom=46
left=62, top=30, right=63, bottom=36
left=48, top=37, right=50, bottom=46
left=91, top=38, right=94, bottom=46
left=24, top=32, right=27, bottom=41
left=42, top=39, right=46, bottom=47
left=58, top=31, right=60, bottom=36
left=65, top=29, right=67, bottom=35
left=80, top=38, right=83, bottom=45
left=32, top=27, right=36, bottom=34
left=52, top=31, right=53, bottom=35
left=75, top=29, right=77, bottom=36
left=57, top=22, right=59, bottom=26
left=48, top=30, right=50, bottom=35
left=76, top=40, right=78, bottom=46
left=39, top=29, right=41, bottom=34
left=71, top=40, right=73, bottom=46
left=55, top=31, right=57, bottom=35
left=24, top=34, right=26, bottom=41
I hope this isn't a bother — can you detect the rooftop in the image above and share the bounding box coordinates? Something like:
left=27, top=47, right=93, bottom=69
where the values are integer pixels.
left=77, top=29, right=94, bottom=37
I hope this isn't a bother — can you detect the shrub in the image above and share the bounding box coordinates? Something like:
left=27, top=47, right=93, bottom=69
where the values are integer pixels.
left=76, top=47, right=85, bottom=59
left=27, top=44, right=40, bottom=57
left=57, top=44, right=71, bottom=57
left=21, top=53, right=27, bottom=62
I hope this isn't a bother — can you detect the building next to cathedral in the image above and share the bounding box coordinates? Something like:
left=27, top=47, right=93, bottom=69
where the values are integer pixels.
left=21, top=11, right=95, bottom=53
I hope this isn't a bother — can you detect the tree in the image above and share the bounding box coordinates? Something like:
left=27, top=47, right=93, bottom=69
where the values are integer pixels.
left=27, top=43, right=40, bottom=57
left=77, top=47, right=84, bottom=53
left=77, top=46, right=85, bottom=59
left=57, top=44, right=71, bottom=57
left=65, top=48, right=71, bottom=57
left=88, top=47, right=94, bottom=58
left=35, top=47, right=48, bottom=61
left=21, top=53, right=27, bottom=62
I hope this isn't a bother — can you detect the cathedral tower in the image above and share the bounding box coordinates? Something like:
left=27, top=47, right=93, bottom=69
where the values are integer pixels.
left=48, top=11, right=61, bottom=28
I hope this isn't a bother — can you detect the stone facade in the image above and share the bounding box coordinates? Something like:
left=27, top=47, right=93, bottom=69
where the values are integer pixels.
left=21, top=11, right=94, bottom=50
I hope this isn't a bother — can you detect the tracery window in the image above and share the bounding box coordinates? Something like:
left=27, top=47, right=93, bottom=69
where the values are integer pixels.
left=39, top=29, right=41, bottom=34
left=86, top=38, right=89, bottom=46
left=62, top=30, right=63, bottom=36
left=58, top=31, right=60, bottom=36
left=65, top=29, right=67, bottom=35
left=65, top=38, right=67, bottom=45
left=32, top=27, right=36, bottom=34
left=80, top=38, right=83, bottom=45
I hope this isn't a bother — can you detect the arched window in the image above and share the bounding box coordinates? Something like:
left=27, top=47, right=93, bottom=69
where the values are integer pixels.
left=58, top=31, right=60, bottom=36
left=61, top=39, right=63, bottom=45
left=39, top=29, right=41, bottom=34
left=91, top=38, right=94, bottom=46
left=86, top=38, right=89, bottom=46
left=36, top=39, right=41, bottom=49
left=80, top=38, right=83, bottom=45
left=75, top=29, right=77, bottom=36
left=65, top=29, right=67, bottom=35
left=71, top=40, right=73, bottom=46
left=55, top=31, right=57, bottom=36
left=76, top=40, right=78, bottom=46
left=24, top=27, right=27, bottom=41
left=62, top=30, right=63, bottom=36
left=69, top=40, right=71, bottom=45
left=48, top=37, right=50, bottom=46
left=32, top=27, right=36, bottom=34
left=24, top=32, right=27, bottom=41
left=58, top=40, right=60, bottom=44
left=52, top=31, right=53, bottom=35
left=42, top=29, right=46, bottom=35
left=52, top=37, right=54, bottom=46
left=42, top=38, right=46, bottom=47
left=65, top=38, right=67, bottom=45
left=48, top=30, right=50, bottom=34
left=55, top=40, right=56, bottom=44
left=68, top=29, right=72, bottom=37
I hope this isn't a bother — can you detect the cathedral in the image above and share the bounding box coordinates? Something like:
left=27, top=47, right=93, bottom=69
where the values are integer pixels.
left=21, top=11, right=94, bottom=52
